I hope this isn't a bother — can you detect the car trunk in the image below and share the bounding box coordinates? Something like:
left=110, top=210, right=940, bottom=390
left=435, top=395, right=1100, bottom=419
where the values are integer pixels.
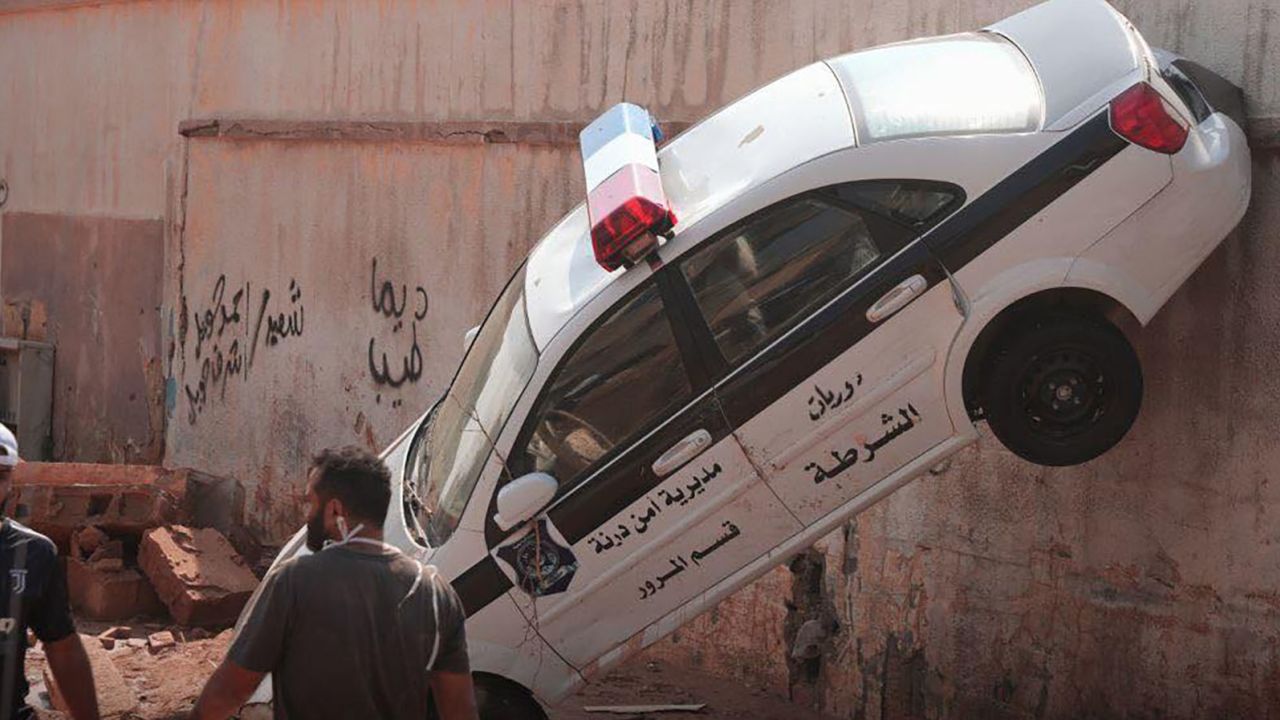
left=989, top=0, right=1148, bottom=130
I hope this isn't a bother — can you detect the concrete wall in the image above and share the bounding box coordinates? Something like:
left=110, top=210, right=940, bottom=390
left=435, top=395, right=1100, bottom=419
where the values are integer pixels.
left=2, top=0, right=1280, bottom=716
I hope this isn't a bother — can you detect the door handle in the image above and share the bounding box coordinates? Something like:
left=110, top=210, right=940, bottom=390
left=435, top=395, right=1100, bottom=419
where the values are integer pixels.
left=866, top=274, right=928, bottom=323
left=652, top=429, right=712, bottom=478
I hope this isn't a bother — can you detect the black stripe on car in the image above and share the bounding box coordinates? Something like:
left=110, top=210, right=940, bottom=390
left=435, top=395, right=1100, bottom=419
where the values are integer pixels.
left=452, top=556, right=513, bottom=618
left=456, top=109, right=1129, bottom=617
left=924, top=111, right=1127, bottom=271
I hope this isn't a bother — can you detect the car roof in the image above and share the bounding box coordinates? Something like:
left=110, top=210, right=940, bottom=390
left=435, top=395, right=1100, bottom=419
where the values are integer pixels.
left=523, top=0, right=1145, bottom=352
left=525, top=61, right=855, bottom=350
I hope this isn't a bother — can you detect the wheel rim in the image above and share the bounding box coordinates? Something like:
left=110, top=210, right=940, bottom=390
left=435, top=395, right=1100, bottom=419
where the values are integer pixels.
left=1016, top=344, right=1108, bottom=440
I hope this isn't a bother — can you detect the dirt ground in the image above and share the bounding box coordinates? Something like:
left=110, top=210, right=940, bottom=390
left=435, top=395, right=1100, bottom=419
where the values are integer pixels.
left=24, top=620, right=829, bottom=719
left=552, top=661, right=837, bottom=720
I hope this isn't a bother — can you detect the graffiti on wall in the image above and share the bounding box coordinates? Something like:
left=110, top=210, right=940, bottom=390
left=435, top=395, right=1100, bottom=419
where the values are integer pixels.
left=183, top=274, right=305, bottom=424
left=367, top=258, right=428, bottom=408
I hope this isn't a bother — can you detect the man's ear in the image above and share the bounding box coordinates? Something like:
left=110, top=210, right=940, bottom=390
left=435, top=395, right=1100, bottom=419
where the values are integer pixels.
left=324, top=496, right=348, bottom=525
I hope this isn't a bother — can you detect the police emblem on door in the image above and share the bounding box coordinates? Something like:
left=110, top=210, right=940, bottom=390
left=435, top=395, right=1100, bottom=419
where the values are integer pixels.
left=496, top=519, right=578, bottom=597
left=9, top=569, right=26, bottom=595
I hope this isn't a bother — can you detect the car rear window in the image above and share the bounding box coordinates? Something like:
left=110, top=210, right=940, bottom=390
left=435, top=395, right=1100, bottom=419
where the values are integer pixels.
left=828, top=33, right=1044, bottom=143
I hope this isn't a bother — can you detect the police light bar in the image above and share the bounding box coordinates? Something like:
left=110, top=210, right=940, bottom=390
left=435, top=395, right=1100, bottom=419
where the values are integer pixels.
left=580, top=103, right=676, bottom=271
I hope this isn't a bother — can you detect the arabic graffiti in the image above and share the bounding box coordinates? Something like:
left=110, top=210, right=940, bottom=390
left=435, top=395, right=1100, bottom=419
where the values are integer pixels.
left=367, top=258, right=429, bottom=405
left=638, top=520, right=743, bottom=601
left=182, top=274, right=305, bottom=425
left=588, top=463, right=723, bottom=555
left=804, top=403, right=921, bottom=485
left=808, top=373, right=863, bottom=421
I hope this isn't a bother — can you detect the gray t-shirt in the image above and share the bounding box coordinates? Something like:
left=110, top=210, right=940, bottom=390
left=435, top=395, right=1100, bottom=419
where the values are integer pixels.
left=230, top=544, right=469, bottom=719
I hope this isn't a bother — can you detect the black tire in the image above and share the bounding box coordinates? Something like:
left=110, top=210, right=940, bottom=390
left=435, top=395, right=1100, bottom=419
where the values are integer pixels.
left=475, top=676, right=549, bottom=720
left=981, top=314, right=1142, bottom=466
left=428, top=676, right=547, bottom=720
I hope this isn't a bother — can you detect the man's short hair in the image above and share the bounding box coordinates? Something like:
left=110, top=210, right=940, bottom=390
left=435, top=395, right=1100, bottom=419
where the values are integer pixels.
left=310, top=446, right=392, bottom=526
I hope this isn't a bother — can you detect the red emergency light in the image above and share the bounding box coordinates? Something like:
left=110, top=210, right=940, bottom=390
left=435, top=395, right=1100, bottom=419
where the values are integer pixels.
left=580, top=103, right=677, bottom=271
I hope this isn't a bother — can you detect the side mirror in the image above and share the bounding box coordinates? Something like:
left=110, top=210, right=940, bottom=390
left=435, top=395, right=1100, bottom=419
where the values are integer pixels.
left=463, top=325, right=480, bottom=351
left=493, top=473, right=558, bottom=532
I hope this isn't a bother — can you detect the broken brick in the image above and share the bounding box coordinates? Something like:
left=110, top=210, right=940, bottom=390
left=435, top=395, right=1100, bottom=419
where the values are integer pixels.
left=88, top=538, right=124, bottom=563
left=45, top=634, right=138, bottom=718
left=138, top=525, right=258, bottom=627
left=147, top=630, right=176, bottom=652
left=6, top=472, right=182, bottom=550
left=98, top=635, right=116, bottom=651
left=67, top=557, right=165, bottom=621
left=71, top=525, right=109, bottom=559
left=90, top=557, right=125, bottom=572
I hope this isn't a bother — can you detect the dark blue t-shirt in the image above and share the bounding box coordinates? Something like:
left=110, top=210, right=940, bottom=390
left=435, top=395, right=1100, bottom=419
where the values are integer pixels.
left=0, top=519, right=74, bottom=719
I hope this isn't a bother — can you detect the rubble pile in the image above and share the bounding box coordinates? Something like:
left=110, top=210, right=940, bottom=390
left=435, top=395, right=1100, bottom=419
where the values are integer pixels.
left=29, top=625, right=236, bottom=719
left=8, top=462, right=261, bottom=626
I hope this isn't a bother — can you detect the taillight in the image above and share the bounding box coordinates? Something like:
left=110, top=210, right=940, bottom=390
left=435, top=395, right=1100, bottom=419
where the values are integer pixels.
left=1109, top=82, right=1188, bottom=154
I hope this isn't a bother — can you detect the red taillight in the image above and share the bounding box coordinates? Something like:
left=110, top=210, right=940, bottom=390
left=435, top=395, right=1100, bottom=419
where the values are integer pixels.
left=1109, top=82, right=1188, bottom=154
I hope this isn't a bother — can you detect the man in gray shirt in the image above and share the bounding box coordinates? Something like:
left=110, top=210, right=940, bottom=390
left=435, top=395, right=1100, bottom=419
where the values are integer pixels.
left=190, top=446, right=478, bottom=719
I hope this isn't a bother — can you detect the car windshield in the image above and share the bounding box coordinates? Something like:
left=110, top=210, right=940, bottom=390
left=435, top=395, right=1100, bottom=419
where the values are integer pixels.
left=407, top=266, right=538, bottom=546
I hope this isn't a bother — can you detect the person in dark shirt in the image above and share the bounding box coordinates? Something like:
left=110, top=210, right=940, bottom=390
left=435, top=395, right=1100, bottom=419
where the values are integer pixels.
left=0, top=423, right=99, bottom=720
left=191, top=446, right=478, bottom=720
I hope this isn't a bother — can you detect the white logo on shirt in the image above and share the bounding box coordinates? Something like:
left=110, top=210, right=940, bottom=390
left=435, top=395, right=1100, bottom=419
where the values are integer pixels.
left=9, top=569, right=26, bottom=595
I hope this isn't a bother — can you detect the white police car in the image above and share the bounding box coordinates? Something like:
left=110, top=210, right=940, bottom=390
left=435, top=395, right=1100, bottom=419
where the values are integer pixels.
left=253, top=0, right=1251, bottom=716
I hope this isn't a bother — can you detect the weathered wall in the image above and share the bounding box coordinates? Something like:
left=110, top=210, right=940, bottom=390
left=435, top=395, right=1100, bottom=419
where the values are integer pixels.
left=3, top=0, right=1280, bottom=716
left=1, top=212, right=165, bottom=462
left=171, top=138, right=579, bottom=534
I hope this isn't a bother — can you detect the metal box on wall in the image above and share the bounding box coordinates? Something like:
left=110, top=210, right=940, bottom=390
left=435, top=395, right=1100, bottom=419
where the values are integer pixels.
left=0, top=338, right=53, bottom=461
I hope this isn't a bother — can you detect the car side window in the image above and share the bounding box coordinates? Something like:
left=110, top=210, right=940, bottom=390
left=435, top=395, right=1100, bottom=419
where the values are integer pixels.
left=512, top=283, right=693, bottom=494
left=680, top=196, right=892, bottom=366
left=827, top=181, right=962, bottom=229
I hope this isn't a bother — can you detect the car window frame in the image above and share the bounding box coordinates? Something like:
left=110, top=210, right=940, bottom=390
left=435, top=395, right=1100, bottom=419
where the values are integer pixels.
left=667, top=181, right=960, bottom=383
left=502, top=271, right=712, bottom=508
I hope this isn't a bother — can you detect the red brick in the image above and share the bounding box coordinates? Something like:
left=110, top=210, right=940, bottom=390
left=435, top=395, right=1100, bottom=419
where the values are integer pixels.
left=66, top=557, right=165, bottom=622
left=147, top=630, right=176, bottom=652
left=70, top=525, right=108, bottom=558
left=44, top=634, right=137, bottom=718
left=138, top=525, right=258, bottom=628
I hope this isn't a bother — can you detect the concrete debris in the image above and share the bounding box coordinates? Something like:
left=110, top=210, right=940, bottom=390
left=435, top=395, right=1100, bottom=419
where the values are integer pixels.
left=6, top=464, right=244, bottom=549
left=66, top=557, right=165, bottom=621
left=139, top=525, right=258, bottom=627
left=71, top=525, right=109, bottom=557
left=125, top=638, right=147, bottom=649
left=7, top=479, right=180, bottom=549
left=95, top=626, right=131, bottom=650
left=147, top=630, right=176, bottom=652
left=44, top=634, right=138, bottom=718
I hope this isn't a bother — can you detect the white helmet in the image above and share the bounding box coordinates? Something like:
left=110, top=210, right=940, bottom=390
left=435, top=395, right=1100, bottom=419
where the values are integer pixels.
left=0, top=423, right=18, bottom=468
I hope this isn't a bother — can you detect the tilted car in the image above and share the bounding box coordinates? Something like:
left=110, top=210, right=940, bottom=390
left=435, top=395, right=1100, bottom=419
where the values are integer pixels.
left=244, top=0, right=1250, bottom=716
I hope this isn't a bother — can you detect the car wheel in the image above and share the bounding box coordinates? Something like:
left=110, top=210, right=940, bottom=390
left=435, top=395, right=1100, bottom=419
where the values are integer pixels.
left=475, top=676, right=549, bottom=720
left=427, top=676, right=548, bottom=720
left=981, top=315, right=1142, bottom=466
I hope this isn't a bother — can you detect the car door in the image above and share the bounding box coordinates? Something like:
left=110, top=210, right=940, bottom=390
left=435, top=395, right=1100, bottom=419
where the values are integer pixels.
left=674, top=181, right=966, bottom=526
left=486, top=278, right=800, bottom=669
